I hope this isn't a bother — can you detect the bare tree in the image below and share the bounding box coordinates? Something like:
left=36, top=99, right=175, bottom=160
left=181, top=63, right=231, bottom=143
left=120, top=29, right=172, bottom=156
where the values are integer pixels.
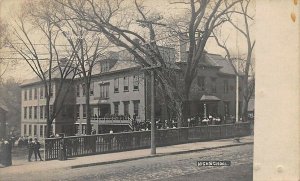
left=48, top=4, right=110, bottom=134
left=213, top=0, right=255, bottom=121
left=55, top=0, right=241, bottom=127
left=7, top=1, right=79, bottom=137
left=0, top=17, right=10, bottom=80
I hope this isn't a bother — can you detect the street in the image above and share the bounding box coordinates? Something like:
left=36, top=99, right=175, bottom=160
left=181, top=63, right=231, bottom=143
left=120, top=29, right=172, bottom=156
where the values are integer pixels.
left=1, top=144, right=253, bottom=181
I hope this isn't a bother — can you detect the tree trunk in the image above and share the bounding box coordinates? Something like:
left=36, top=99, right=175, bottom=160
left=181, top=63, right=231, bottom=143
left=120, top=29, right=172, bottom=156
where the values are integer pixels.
left=180, top=80, right=192, bottom=127
left=85, top=81, right=92, bottom=135
left=242, top=77, right=249, bottom=122
left=46, top=98, right=51, bottom=138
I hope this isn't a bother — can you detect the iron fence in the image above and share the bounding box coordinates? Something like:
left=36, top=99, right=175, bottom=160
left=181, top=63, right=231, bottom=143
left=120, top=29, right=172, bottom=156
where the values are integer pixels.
left=44, top=122, right=250, bottom=160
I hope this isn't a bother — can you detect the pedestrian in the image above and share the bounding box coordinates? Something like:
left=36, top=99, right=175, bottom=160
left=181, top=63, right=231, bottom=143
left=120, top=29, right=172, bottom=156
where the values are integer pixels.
left=0, top=139, right=4, bottom=166
left=28, top=138, right=34, bottom=162
left=33, top=138, right=43, bottom=161
left=1, top=139, right=12, bottom=167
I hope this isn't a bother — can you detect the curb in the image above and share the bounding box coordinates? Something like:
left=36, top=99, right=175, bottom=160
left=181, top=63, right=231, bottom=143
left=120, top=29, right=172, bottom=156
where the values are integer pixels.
left=70, top=141, right=253, bottom=169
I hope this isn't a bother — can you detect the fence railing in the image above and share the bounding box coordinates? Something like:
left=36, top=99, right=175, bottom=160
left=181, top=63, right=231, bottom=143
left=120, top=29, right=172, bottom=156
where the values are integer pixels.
left=44, top=122, right=250, bottom=160
left=90, top=117, right=132, bottom=125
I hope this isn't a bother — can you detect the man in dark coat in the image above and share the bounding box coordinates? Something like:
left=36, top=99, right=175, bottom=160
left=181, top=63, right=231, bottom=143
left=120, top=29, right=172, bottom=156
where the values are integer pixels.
left=33, top=138, right=43, bottom=161
left=1, top=139, right=12, bottom=166
left=28, top=138, right=34, bottom=162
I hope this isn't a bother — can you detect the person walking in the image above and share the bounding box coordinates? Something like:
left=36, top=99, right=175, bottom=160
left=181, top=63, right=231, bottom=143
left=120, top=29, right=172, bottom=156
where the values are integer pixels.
left=33, top=138, right=43, bottom=161
left=28, top=138, right=34, bottom=162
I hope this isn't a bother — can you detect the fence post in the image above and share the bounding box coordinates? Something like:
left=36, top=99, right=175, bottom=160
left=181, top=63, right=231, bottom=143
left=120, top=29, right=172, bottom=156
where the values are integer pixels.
left=43, top=138, right=46, bottom=161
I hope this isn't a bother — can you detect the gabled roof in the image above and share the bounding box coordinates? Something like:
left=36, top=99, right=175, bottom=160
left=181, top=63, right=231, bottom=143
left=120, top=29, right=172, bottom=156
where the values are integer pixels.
left=200, top=95, right=221, bottom=102
left=205, top=53, right=236, bottom=75
left=109, top=60, right=140, bottom=72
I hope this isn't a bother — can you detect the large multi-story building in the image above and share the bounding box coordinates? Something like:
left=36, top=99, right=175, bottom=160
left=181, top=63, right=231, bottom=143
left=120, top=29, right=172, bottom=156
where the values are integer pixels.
left=20, top=47, right=244, bottom=138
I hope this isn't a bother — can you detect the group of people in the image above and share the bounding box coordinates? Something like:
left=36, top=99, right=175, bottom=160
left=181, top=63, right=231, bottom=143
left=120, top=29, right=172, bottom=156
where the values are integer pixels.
left=27, top=138, right=43, bottom=162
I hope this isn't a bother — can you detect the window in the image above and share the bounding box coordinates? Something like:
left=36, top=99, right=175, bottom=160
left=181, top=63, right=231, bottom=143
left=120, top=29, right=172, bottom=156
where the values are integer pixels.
left=82, top=124, right=86, bottom=134
left=101, top=61, right=110, bottom=72
left=224, top=80, right=229, bottom=93
left=34, top=106, right=37, bottom=119
left=100, top=83, right=109, bottom=98
left=114, top=102, right=119, bottom=115
left=123, top=76, right=129, bottom=92
left=76, top=84, right=80, bottom=97
left=76, top=105, right=80, bottom=118
left=40, top=87, right=44, bottom=99
left=44, top=106, right=48, bottom=119
left=24, top=90, right=27, bottom=101
left=29, top=125, right=32, bottom=135
left=40, top=125, right=43, bottom=137
left=29, top=89, right=32, bottom=100
left=40, top=106, right=44, bottom=119
left=114, top=78, right=119, bottom=93
left=34, top=88, right=37, bottom=99
left=50, top=85, right=54, bottom=97
left=123, top=101, right=129, bottom=116
left=83, top=104, right=87, bottom=118
left=197, top=76, right=205, bottom=91
left=90, top=82, right=94, bottom=96
left=133, top=75, right=139, bottom=91
left=133, top=100, right=140, bottom=116
left=24, top=124, right=27, bottom=135
left=29, top=106, right=32, bottom=119
left=34, top=125, right=37, bottom=136
left=211, top=77, right=217, bottom=93
left=24, top=107, right=27, bottom=119
left=82, top=84, right=86, bottom=96
left=90, top=107, right=94, bottom=117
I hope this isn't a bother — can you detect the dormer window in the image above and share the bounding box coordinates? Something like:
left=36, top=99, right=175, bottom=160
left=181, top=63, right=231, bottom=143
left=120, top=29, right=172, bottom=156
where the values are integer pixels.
left=101, top=61, right=110, bottom=72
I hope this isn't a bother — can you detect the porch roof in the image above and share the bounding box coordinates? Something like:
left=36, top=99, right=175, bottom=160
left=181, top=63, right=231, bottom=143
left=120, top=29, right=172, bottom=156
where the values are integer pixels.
left=200, top=95, right=221, bottom=102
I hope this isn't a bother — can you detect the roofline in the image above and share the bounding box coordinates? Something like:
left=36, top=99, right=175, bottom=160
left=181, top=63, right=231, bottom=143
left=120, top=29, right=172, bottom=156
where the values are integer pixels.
left=20, top=78, right=71, bottom=88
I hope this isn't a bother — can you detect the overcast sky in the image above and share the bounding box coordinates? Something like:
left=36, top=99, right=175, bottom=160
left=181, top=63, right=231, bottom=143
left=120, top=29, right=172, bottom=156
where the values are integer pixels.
left=0, top=0, right=255, bottom=82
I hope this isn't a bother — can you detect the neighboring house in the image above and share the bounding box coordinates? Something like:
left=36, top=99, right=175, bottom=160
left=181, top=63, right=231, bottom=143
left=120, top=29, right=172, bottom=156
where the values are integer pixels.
left=20, top=65, right=76, bottom=138
left=0, top=100, right=8, bottom=139
left=20, top=46, right=244, bottom=137
left=176, top=52, right=245, bottom=123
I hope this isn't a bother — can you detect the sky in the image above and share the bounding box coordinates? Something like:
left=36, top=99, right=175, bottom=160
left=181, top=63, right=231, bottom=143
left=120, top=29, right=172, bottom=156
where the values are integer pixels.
left=0, top=0, right=255, bottom=82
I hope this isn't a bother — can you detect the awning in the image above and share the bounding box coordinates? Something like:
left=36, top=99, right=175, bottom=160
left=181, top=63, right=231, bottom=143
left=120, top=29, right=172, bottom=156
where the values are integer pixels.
left=200, top=95, right=221, bottom=102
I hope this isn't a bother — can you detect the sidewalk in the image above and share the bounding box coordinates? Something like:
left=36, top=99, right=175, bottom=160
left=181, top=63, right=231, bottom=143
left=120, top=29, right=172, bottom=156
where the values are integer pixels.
left=0, top=136, right=253, bottom=175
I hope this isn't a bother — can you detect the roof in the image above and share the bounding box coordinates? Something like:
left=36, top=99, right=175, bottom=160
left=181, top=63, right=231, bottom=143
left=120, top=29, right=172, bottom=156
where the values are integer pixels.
left=21, top=66, right=77, bottom=87
left=200, top=95, right=221, bottom=102
left=205, top=54, right=236, bottom=75
left=109, top=60, right=140, bottom=72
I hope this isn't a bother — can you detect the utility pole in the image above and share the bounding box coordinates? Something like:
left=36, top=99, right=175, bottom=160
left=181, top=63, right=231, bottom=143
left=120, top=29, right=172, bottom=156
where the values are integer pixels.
left=235, top=15, right=239, bottom=123
left=143, top=65, right=160, bottom=155
left=137, top=18, right=165, bottom=155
